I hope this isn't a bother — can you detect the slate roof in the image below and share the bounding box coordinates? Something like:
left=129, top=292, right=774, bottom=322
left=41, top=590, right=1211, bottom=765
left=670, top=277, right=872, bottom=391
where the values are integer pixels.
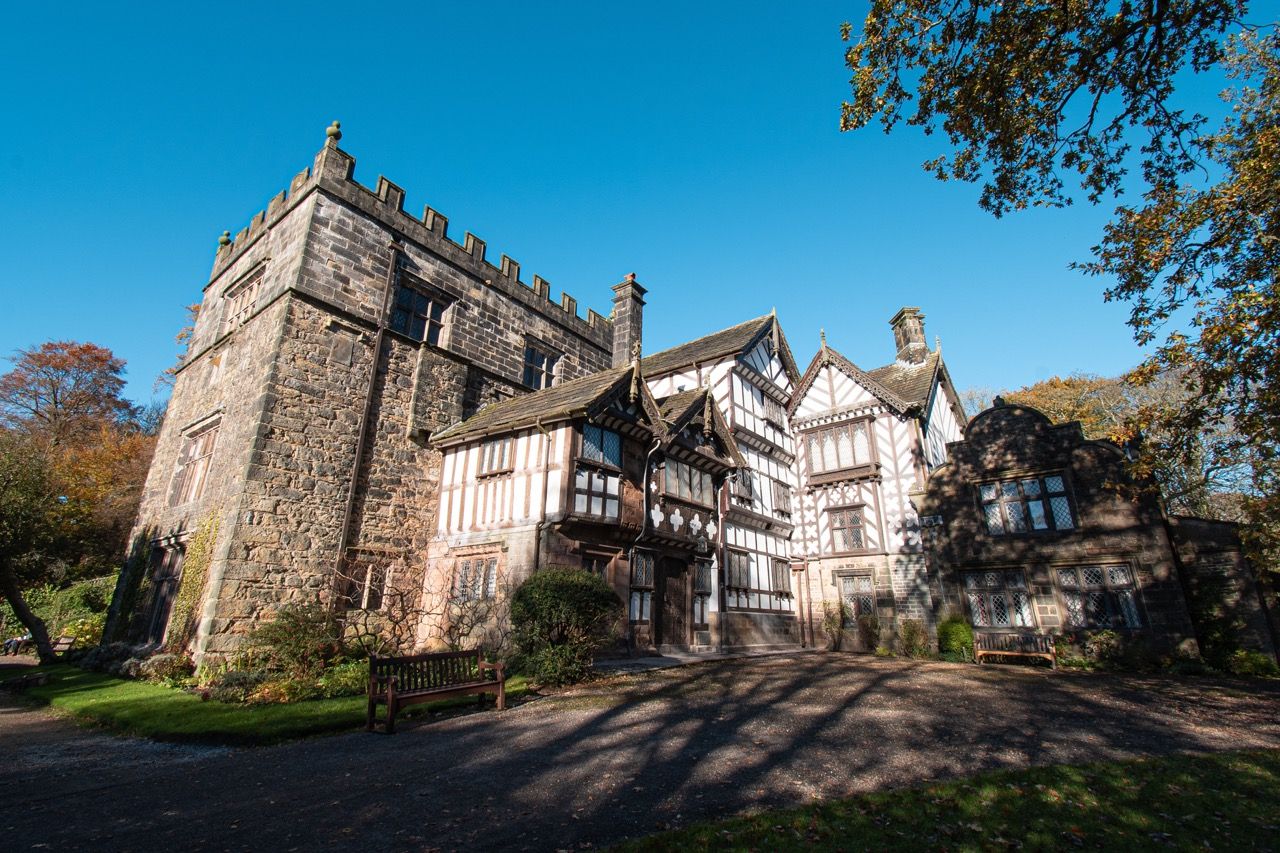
left=431, top=365, right=633, bottom=445
left=641, top=315, right=773, bottom=377
left=656, top=387, right=707, bottom=423
left=865, top=351, right=942, bottom=410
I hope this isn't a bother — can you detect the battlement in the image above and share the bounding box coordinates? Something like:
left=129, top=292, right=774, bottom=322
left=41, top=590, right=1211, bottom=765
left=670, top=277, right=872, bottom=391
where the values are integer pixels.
left=210, top=128, right=612, bottom=343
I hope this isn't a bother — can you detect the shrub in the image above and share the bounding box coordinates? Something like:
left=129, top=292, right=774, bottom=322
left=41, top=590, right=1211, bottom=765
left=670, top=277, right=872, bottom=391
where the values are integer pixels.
left=856, top=614, right=881, bottom=650
left=317, top=659, right=369, bottom=698
left=247, top=602, right=344, bottom=679
left=897, top=619, right=929, bottom=658
left=937, top=616, right=974, bottom=660
left=247, top=676, right=322, bottom=704
left=206, top=669, right=269, bottom=703
left=1227, top=650, right=1280, bottom=679
left=63, top=613, right=107, bottom=647
left=1084, top=630, right=1124, bottom=665
left=140, top=653, right=195, bottom=684
left=510, top=567, right=622, bottom=686
left=821, top=602, right=848, bottom=651
left=874, top=645, right=894, bottom=657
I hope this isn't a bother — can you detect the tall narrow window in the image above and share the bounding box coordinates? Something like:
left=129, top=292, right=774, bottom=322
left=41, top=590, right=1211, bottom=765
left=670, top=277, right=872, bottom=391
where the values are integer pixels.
left=390, top=282, right=447, bottom=345
left=576, top=424, right=622, bottom=520
left=726, top=549, right=752, bottom=589
left=145, top=544, right=186, bottom=645
left=629, top=551, right=654, bottom=622
left=771, top=559, right=791, bottom=595
left=221, top=268, right=263, bottom=335
left=522, top=344, right=558, bottom=390
left=771, top=478, right=792, bottom=516
left=169, top=422, right=220, bottom=507
left=979, top=474, right=1074, bottom=535
left=340, top=559, right=389, bottom=610
left=829, top=507, right=866, bottom=553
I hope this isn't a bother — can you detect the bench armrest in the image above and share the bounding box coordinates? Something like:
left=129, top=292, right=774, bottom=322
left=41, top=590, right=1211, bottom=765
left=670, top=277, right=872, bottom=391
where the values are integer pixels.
left=478, top=660, right=505, bottom=680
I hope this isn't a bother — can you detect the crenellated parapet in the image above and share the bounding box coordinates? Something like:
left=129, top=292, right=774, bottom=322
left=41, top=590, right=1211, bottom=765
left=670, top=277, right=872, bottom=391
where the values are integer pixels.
left=209, top=125, right=612, bottom=346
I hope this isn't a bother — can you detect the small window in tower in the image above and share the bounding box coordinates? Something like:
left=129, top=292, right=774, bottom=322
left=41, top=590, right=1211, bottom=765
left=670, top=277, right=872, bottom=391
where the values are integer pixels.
left=522, top=342, right=559, bottom=390
left=390, top=278, right=449, bottom=346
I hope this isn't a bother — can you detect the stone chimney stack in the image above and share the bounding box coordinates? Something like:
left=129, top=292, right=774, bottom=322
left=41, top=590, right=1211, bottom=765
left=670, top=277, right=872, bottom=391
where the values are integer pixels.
left=611, top=273, right=646, bottom=368
left=889, top=307, right=929, bottom=364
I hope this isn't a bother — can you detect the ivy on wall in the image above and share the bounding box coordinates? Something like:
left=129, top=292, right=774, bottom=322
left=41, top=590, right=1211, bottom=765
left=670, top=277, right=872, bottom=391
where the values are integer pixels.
left=164, top=514, right=220, bottom=654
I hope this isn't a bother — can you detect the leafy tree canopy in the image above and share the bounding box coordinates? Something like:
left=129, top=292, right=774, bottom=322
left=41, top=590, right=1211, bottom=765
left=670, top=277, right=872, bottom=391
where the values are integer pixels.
left=843, top=3, right=1278, bottom=566
left=0, top=341, right=137, bottom=444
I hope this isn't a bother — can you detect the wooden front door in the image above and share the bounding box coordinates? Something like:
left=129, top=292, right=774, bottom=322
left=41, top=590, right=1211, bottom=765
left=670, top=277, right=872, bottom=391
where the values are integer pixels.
left=657, top=557, right=690, bottom=647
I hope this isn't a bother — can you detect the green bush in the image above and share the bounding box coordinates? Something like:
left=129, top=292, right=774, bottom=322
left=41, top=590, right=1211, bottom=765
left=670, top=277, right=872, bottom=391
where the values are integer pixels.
left=205, top=669, right=269, bottom=703
left=1227, top=650, right=1280, bottom=679
left=140, top=653, right=195, bottom=684
left=1084, top=630, right=1124, bottom=665
left=510, top=567, right=622, bottom=686
left=64, top=613, right=107, bottom=647
left=937, top=616, right=974, bottom=660
left=317, top=659, right=369, bottom=698
left=248, top=676, right=322, bottom=704
left=897, top=619, right=929, bottom=658
left=822, top=602, right=848, bottom=650
left=247, top=602, right=345, bottom=679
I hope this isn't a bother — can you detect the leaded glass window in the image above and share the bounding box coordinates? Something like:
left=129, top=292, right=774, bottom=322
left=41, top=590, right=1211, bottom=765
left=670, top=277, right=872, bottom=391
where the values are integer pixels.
left=840, top=575, right=874, bottom=626
left=573, top=466, right=620, bottom=520
left=963, top=569, right=1035, bottom=628
left=664, top=460, right=714, bottom=506
left=1058, top=564, right=1141, bottom=629
left=830, top=507, right=866, bottom=552
left=629, top=551, right=654, bottom=622
left=805, top=420, right=873, bottom=476
left=581, top=424, right=622, bottom=468
left=979, top=474, right=1075, bottom=535
left=453, top=557, right=498, bottom=603
left=478, top=437, right=512, bottom=475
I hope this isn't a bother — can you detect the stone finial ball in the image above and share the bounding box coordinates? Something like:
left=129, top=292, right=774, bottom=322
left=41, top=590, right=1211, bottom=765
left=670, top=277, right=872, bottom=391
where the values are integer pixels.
left=326, top=121, right=342, bottom=142
left=218, top=230, right=231, bottom=247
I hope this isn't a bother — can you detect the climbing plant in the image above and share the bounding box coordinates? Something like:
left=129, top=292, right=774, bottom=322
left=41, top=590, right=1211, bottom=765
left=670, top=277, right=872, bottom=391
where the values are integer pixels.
left=163, top=514, right=219, bottom=653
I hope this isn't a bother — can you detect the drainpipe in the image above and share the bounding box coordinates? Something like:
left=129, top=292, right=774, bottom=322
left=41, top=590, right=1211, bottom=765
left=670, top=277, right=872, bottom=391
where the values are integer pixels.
left=334, top=240, right=402, bottom=602
left=532, top=417, right=553, bottom=577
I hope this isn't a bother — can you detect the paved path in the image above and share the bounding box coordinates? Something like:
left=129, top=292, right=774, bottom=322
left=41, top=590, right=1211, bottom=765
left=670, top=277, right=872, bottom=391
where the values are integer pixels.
left=2, top=654, right=1278, bottom=851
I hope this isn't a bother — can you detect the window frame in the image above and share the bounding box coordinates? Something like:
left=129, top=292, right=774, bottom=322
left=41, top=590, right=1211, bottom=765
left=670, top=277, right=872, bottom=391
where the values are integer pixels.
left=453, top=555, right=499, bottom=604
left=961, top=569, right=1038, bottom=629
left=839, top=574, right=875, bottom=627
left=770, top=558, right=792, bottom=596
left=477, top=436, right=513, bottom=476
left=725, top=548, right=753, bottom=590
left=389, top=276, right=450, bottom=346
left=663, top=458, right=714, bottom=507
left=521, top=340, right=560, bottom=390
left=169, top=420, right=220, bottom=507
left=1056, top=564, right=1143, bottom=630
left=803, top=419, right=876, bottom=480
left=978, top=472, right=1076, bottom=536
left=629, top=550, right=655, bottom=623
left=579, top=424, right=622, bottom=471
left=220, top=267, right=264, bottom=336
left=828, top=505, right=869, bottom=555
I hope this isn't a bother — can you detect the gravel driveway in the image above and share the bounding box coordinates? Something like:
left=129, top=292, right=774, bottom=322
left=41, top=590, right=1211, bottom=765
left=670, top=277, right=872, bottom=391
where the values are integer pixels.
left=3, top=653, right=1278, bottom=851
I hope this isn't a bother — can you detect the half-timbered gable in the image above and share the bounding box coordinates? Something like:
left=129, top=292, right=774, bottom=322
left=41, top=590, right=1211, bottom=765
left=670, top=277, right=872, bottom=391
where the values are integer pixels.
left=790, top=309, right=963, bottom=650
left=641, top=313, right=803, bottom=650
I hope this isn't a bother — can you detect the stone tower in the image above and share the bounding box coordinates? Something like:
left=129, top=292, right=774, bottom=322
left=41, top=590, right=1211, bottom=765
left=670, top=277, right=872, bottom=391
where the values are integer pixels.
left=108, top=125, right=624, bottom=660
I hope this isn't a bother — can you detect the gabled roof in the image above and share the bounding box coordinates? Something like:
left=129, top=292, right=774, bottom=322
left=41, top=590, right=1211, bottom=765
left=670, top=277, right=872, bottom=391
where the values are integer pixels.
left=641, top=313, right=801, bottom=385
left=431, top=365, right=636, bottom=446
left=789, top=342, right=912, bottom=416
left=656, top=387, right=746, bottom=469
left=865, top=351, right=942, bottom=411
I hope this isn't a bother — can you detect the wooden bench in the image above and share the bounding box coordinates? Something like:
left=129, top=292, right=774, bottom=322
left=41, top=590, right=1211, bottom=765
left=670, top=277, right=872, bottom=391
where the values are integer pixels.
left=5, top=635, right=74, bottom=657
left=974, top=632, right=1056, bottom=669
left=367, top=649, right=505, bottom=734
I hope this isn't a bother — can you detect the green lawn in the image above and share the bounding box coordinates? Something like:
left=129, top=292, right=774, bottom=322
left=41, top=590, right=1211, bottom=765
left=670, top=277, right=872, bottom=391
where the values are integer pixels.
left=620, top=749, right=1280, bottom=852
left=11, top=665, right=526, bottom=746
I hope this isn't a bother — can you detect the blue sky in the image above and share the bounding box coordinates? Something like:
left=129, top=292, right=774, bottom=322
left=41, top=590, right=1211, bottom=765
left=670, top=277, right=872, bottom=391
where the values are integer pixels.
left=0, top=2, right=1219, bottom=406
